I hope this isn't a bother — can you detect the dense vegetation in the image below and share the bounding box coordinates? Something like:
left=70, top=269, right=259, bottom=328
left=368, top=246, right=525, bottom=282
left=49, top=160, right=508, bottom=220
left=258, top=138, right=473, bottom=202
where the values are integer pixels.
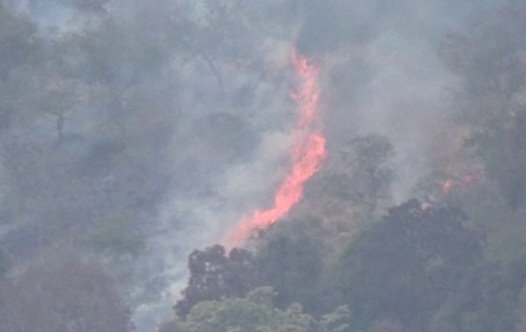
left=1, top=1, right=526, bottom=332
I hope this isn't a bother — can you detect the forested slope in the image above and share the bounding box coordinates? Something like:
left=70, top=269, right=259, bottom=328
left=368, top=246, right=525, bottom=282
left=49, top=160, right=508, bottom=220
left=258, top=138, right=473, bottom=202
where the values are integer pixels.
left=0, top=1, right=525, bottom=332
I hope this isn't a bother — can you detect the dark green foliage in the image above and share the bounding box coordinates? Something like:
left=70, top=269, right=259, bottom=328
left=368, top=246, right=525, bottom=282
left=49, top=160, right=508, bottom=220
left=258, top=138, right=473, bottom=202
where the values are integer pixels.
left=175, top=245, right=257, bottom=317
left=163, top=287, right=351, bottom=332
left=2, top=2, right=526, bottom=331
left=469, top=112, right=526, bottom=209
left=253, top=218, right=335, bottom=316
left=442, top=2, right=526, bottom=209
left=428, top=260, right=526, bottom=332
left=0, top=258, right=131, bottom=332
left=340, top=136, right=394, bottom=209
left=338, top=200, right=482, bottom=331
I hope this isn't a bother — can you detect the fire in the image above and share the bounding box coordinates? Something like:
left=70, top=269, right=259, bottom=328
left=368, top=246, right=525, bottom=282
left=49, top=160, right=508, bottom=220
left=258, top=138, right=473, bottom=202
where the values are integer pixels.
left=441, top=179, right=455, bottom=194
left=440, top=171, right=484, bottom=194
left=224, top=49, right=326, bottom=249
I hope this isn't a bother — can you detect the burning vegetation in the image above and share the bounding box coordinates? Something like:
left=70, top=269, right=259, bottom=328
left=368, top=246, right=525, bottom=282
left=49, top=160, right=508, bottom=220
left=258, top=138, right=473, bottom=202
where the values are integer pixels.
left=1, top=2, right=526, bottom=332
left=225, top=49, right=326, bottom=248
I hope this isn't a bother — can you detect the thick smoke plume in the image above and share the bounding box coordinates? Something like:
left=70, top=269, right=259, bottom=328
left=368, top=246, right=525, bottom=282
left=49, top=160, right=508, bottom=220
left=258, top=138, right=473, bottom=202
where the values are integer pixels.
left=0, top=1, right=511, bottom=331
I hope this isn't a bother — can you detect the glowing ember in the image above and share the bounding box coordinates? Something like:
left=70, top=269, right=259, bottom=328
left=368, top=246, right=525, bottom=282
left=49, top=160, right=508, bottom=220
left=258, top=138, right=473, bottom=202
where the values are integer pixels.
left=225, top=49, right=326, bottom=249
left=441, top=179, right=455, bottom=193
left=440, top=171, right=484, bottom=194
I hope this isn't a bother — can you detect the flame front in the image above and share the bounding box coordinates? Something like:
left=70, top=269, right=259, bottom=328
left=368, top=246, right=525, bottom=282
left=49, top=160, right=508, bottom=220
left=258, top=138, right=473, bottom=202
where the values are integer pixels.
left=225, top=49, right=326, bottom=249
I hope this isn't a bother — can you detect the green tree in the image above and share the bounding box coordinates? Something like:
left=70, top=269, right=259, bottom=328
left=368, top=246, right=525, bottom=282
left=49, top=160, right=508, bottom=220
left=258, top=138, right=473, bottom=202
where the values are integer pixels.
left=163, top=287, right=351, bottom=332
left=338, top=200, right=481, bottom=331
left=307, top=135, right=393, bottom=212
left=428, top=260, right=526, bottom=332
left=441, top=2, right=526, bottom=209
left=297, top=135, right=394, bottom=261
left=253, top=218, right=333, bottom=315
left=175, top=245, right=257, bottom=317
left=0, top=258, right=131, bottom=332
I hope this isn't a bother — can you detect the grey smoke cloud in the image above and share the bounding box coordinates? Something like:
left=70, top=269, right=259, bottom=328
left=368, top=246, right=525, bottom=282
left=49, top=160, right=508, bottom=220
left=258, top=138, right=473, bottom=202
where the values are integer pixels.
left=0, top=0, right=505, bottom=331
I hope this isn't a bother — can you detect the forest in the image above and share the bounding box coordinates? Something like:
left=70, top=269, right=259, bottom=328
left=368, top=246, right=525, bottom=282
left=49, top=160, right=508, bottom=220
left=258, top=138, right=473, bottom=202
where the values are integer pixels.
left=1, top=1, right=526, bottom=331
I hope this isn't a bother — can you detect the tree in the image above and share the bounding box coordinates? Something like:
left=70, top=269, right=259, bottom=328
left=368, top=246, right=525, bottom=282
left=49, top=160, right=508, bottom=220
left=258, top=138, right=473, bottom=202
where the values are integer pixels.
left=311, top=135, right=392, bottom=210
left=175, top=245, right=257, bottom=317
left=253, top=217, right=334, bottom=316
left=428, top=260, right=526, bottom=332
left=297, top=135, right=394, bottom=260
left=337, top=135, right=394, bottom=212
left=306, top=135, right=394, bottom=212
left=0, top=258, right=131, bottom=332
left=162, top=287, right=351, bottom=332
left=441, top=2, right=526, bottom=209
left=338, top=200, right=482, bottom=332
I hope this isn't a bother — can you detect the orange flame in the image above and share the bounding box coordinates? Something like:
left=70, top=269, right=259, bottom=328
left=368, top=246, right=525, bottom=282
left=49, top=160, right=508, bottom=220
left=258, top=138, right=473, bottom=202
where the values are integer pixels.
left=224, top=49, right=326, bottom=249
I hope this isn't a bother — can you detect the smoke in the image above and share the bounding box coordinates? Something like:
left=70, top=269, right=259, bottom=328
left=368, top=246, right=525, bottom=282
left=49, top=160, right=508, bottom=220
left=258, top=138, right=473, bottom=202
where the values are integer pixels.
left=106, top=1, right=502, bottom=330
left=224, top=49, right=326, bottom=249
left=0, top=1, right=508, bottom=331
left=317, top=1, right=503, bottom=203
